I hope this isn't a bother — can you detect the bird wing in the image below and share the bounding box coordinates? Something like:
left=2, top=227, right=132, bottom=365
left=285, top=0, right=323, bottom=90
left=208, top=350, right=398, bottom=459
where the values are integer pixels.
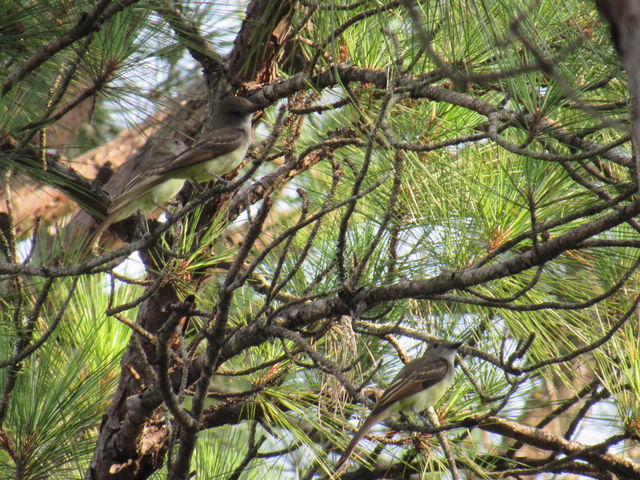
left=108, top=173, right=165, bottom=213
left=109, top=127, right=247, bottom=213
left=372, top=357, right=450, bottom=414
left=158, top=127, right=247, bottom=171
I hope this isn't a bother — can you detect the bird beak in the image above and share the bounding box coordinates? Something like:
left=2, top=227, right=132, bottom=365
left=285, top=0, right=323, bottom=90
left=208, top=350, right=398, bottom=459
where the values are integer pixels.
left=449, top=341, right=464, bottom=349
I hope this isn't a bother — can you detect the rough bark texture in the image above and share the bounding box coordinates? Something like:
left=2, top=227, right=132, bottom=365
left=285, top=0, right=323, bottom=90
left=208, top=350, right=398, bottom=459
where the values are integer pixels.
left=87, top=285, right=179, bottom=480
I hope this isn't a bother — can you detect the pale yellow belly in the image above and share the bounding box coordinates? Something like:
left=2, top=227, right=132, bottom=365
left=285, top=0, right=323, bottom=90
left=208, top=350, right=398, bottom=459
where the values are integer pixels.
left=114, top=178, right=185, bottom=222
left=193, top=146, right=249, bottom=182
left=387, top=374, right=453, bottom=415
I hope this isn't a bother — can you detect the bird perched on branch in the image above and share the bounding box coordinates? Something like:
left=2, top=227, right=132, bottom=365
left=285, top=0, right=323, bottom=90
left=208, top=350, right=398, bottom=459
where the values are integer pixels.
left=336, top=341, right=463, bottom=470
left=84, top=95, right=259, bottom=253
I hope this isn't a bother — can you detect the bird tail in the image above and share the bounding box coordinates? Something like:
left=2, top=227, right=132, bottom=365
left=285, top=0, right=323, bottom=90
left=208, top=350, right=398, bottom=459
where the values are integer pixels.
left=78, top=209, right=123, bottom=258
left=336, top=410, right=386, bottom=471
left=109, top=174, right=162, bottom=214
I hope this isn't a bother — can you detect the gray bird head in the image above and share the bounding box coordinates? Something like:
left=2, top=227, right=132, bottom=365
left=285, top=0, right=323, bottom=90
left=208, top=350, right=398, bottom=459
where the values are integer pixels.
left=426, top=340, right=463, bottom=363
left=211, top=95, right=260, bottom=129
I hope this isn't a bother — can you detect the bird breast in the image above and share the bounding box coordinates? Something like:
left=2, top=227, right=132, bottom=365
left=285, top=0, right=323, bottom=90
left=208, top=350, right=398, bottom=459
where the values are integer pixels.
left=203, top=143, right=250, bottom=177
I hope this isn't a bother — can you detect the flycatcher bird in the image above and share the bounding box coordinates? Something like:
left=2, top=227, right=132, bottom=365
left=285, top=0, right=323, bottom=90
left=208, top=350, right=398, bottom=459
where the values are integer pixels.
left=336, top=341, right=463, bottom=469
left=85, top=95, right=258, bottom=251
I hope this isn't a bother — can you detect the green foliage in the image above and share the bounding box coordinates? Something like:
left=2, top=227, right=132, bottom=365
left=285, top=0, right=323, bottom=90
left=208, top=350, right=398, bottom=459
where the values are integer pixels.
left=1, top=0, right=639, bottom=479
left=0, top=278, right=130, bottom=479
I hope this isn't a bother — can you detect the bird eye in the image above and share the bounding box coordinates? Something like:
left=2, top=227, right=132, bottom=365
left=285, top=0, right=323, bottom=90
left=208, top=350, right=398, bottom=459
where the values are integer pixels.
left=432, top=342, right=440, bottom=349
